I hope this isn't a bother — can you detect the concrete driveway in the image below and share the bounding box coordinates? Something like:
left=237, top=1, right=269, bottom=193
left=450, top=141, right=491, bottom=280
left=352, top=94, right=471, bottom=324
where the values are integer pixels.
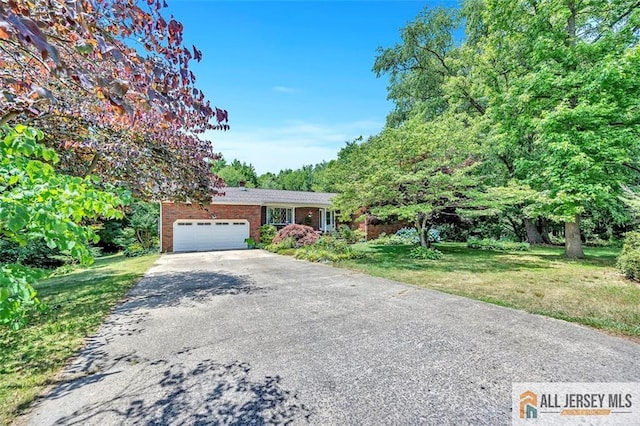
left=24, top=250, right=640, bottom=425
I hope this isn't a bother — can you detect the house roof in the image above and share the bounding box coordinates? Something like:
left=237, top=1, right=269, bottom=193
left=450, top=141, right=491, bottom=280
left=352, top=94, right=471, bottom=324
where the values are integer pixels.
left=210, top=187, right=337, bottom=207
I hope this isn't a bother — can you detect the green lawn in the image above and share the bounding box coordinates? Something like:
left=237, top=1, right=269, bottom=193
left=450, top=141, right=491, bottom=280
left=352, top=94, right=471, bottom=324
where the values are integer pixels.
left=0, top=254, right=159, bottom=425
left=340, top=243, right=640, bottom=338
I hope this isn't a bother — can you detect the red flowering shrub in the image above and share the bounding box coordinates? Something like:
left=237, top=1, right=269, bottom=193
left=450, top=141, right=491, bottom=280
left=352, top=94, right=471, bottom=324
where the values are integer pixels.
left=273, top=224, right=319, bottom=247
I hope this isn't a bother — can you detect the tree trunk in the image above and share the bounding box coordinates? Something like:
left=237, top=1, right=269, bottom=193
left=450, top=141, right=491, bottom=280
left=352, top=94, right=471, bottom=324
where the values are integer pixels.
left=506, top=215, right=523, bottom=241
left=538, top=219, right=552, bottom=244
left=416, top=215, right=429, bottom=248
left=565, top=216, right=584, bottom=258
left=563, top=5, right=582, bottom=260
left=524, top=218, right=544, bottom=244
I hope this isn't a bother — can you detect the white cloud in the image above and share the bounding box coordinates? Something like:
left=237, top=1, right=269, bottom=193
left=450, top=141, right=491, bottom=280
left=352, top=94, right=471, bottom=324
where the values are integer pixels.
left=272, top=86, right=297, bottom=94
left=204, top=119, right=384, bottom=174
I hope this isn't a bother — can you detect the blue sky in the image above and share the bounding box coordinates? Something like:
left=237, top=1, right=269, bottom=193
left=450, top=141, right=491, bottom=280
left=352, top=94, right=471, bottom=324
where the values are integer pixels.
left=166, top=1, right=460, bottom=174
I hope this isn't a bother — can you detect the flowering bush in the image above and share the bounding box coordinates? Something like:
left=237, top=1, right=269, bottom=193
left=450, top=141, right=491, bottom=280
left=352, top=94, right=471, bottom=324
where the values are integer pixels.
left=273, top=224, right=319, bottom=247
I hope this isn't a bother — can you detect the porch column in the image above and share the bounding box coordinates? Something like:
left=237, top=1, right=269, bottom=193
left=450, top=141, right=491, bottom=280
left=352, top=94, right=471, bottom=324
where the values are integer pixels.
left=291, top=207, right=295, bottom=225
left=321, top=208, right=326, bottom=232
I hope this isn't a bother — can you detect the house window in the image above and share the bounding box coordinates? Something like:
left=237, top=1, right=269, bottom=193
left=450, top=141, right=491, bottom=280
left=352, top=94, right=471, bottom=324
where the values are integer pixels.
left=325, top=210, right=334, bottom=227
left=267, top=207, right=293, bottom=225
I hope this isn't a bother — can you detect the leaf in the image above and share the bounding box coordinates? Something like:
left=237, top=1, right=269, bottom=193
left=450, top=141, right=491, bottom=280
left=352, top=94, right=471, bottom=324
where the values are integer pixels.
left=7, top=206, right=28, bottom=232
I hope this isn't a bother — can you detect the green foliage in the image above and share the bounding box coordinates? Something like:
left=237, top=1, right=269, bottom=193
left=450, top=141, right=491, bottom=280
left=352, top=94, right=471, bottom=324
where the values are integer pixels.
left=244, top=237, right=256, bottom=248
left=0, top=239, right=65, bottom=270
left=265, top=236, right=296, bottom=253
left=0, top=265, right=46, bottom=329
left=334, top=225, right=365, bottom=244
left=367, top=233, right=407, bottom=246
left=408, top=246, right=443, bottom=260
left=0, top=125, right=126, bottom=327
left=126, top=202, right=159, bottom=251
left=617, top=232, right=640, bottom=281
left=367, top=1, right=640, bottom=258
left=373, top=7, right=462, bottom=126
left=112, top=201, right=159, bottom=256
left=95, top=219, right=124, bottom=253
left=123, top=242, right=146, bottom=257
left=476, top=0, right=640, bottom=256
left=259, top=224, right=278, bottom=244
left=211, top=155, right=259, bottom=188
left=294, top=236, right=366, bottom=263
left=467, top=238, right=530, bottom=252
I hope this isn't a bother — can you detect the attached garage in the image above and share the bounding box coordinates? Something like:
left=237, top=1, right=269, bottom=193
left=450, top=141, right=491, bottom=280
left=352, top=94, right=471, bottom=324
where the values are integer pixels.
left=172, top=219, right=249, bottom=252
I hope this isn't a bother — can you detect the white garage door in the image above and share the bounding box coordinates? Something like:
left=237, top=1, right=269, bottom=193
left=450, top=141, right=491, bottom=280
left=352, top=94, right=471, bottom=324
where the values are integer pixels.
left=173, top=220, right=249, bottom=252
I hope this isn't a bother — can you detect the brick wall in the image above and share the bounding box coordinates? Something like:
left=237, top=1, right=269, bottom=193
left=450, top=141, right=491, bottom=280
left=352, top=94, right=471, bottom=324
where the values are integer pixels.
left=295, top=207, right=320, bottom=229
left=161, top=203, right=262, bottom=252
left=356, top=221, right=410, bottom=240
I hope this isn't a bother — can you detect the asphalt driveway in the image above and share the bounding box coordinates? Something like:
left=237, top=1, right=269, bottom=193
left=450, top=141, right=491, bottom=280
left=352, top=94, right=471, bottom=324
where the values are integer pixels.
left=24, top=250, right=640, bottom=425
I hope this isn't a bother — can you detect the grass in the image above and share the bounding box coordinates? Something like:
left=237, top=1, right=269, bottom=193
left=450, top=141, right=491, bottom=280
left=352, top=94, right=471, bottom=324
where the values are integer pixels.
left=0, top=253, right=159, bottom=425
left=338, top=243, right=640, bottom=338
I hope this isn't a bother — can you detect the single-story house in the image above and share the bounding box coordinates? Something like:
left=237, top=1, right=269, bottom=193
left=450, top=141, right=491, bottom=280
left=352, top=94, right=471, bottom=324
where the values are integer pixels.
left=160, top=185, right=338, bottom=252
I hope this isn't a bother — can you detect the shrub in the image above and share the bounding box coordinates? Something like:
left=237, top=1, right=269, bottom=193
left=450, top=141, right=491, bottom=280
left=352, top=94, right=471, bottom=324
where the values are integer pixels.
left=367, top=227, right=440, bottom=246
left=265, top=236, right=297, bottom=253
left=128, top=202, right=159, bottom=250
left=394, top=227, right=420, bottom=245
left=259, top=224, right=278, bottom=244
left=112, top=201, right=159, bottom=256
left=244, top=237, right=256, bottom=248
left=427, top=228, right=441, bottom=243
left=617, top=231, right=640, bottom=280
left=334, top=225, right=365, bottom=244
left=367, top=233, right=405, bottom=246
left=273, top=224, right=319, bottom=247
left=408, top=246, right=443, bottom=260
left=294, top=235, right=366, bottom=263
left=467, top=238, right=530, bottom=251
left=123, top=242, right=147, bottom=257
left=95, top=219, right=124, bottom=253
left=114, top=227, right=136, bottom=251
left=0, top=239, right=66, bottom=269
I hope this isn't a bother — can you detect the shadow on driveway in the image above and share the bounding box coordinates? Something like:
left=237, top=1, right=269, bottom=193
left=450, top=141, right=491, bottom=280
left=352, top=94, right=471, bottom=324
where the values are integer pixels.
left=49, top=358, right=314, bottom=425
left=120, top=270, right=266, bottom=311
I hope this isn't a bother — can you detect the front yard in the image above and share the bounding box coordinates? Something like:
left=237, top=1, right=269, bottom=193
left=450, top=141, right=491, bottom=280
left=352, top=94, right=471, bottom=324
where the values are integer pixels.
left=337, top=243, right=640, bottom=339
left=0, top=254, right=159, bottom=425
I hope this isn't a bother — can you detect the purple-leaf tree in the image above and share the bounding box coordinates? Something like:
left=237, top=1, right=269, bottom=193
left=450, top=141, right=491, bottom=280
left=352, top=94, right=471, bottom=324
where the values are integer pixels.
left=0, top=0, right=228, bottom=202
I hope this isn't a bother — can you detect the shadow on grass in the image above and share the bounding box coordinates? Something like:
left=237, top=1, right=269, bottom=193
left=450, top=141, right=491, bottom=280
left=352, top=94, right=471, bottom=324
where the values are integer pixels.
left=46, top=358, right=314, bottom=425
left=357, top=244, right=618, bottom=273
left=358, top=244, right=550, bottom=273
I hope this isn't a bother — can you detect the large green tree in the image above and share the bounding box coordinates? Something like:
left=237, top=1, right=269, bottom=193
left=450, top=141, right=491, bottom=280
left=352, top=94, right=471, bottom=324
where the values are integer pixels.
left=211, top=155, right=259, bottom=188
left=478, top=0, right=640, bottom=257
left=332, top=113, right=483, bottom=247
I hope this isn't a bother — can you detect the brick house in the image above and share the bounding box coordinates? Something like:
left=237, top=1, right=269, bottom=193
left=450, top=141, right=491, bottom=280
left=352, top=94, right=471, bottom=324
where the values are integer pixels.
left=160, top=185, right=338, bottom=252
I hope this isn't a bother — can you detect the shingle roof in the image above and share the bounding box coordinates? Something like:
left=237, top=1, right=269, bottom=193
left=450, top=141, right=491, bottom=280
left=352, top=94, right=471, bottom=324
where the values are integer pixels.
left=210, top=187, right=336, bottom=206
